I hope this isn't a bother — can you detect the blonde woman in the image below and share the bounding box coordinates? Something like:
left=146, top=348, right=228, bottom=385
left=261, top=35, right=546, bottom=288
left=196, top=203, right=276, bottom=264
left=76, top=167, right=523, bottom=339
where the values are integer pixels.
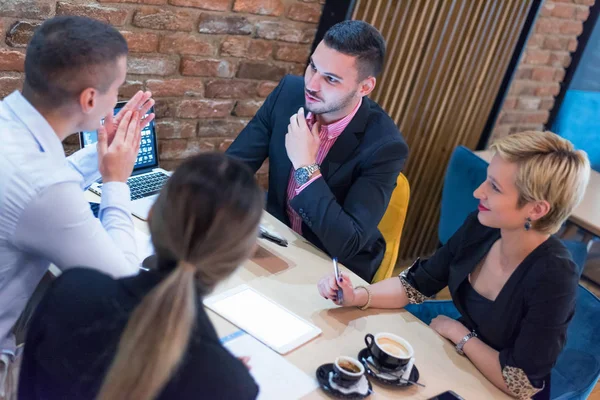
left=317, top=131, right=590, bottom=399
left=18, top=153, right=264, bottom=399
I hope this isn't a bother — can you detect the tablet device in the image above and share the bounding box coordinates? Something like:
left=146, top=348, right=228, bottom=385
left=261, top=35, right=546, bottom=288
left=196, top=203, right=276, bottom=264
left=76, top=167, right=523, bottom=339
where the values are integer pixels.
left=204, top=285, right=322, bottom=354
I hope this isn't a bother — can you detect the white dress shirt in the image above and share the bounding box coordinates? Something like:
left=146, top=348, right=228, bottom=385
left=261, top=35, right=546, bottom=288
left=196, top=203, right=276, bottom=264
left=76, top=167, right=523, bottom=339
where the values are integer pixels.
left=0, top=91, right=139, bottom=356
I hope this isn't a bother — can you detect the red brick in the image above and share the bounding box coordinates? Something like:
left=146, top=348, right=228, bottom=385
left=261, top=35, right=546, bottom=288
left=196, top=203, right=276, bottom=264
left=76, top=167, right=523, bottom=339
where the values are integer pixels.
left=0, top=49, right=25, bottom=72
left=56, top=3, right=129, bottom=26
left=198, top=13, right=252, bottom=35
left=503, top=97, right=517, bottom=110
left=531, top=67, right=555, bottom=81
left=237, top=62, right=286, bottom=80
left=535, top=83, right=561, bottom=97
left=274, top=44, right=310, bottom=63
left=0, top=76, right=23, bottom=98
left=98, top=0, right=167, bottom=3
left=539, top=98, right=555, bottom=110
left=233, top=100, right=263, bottom=117
left=524, top=49, right=551, bottom=65
left=527, top=33, right=545, bottom=49
left=256, top=21, right=316, bottom=43
left=233, top=0, right=284, bottom=16
left=159, top=138, right=215, bottom=160
left=220, top=37, right=273, bottom=60
left=133, top=7, right=196, bottom=31
left=551, top=3, right=576, bottom=18
left=0, top=0, right=54, bottom=19
left=549, top=52, right=571, bottom=68
left=559, top=20, right=583, bottom=35
left=120, top=31, right=159, bottom=53
left=568, top=38, right=578, bottom=52
left=159, top=159, right=183, bottom=171
left=119, top=80, right=144, bottom=99
left=491, top=125, right=511, bottom=141
left=181, top=57, right=234, bottom=77
left=5, top=21, right=40, bottom=48
left=257, top=80, right=277, bottom=97
left=516, top=97, right=541, bottom=111
left=508, top=81, right=536, bottom=96
left=554, top=68, right=566, bottom=82
left=543, top=36, right=570, bottom=51
left=176, top=99, right=234, bottom=118
left=574, top=0, right=595, bottom=5
left=197, top=119, right=248, bottom=137
left=127, top=55, right=178, bottom=76
left=156, top=119, right=197, bottom=139
left=287, top=63, right=305, bottom=76
left=169, top=0, right=231, bottom=11
left=575, top=5, right=590, bottom=21
left=146, top=78, right=204, bottom=97
left=154, top=99, right=177, bottom=118
left=514, top=67, right=532, bottom=80
left=219, top=139, right=234, bottom=152
left=159, top=33, right=217, bottom=56
left=535, top=18, right=560, bottom=34
left=205, top=79, right=258, bottom=98
left=540, top=3, right=553, bottom=17
left=287, top=2, right=321, bottom=23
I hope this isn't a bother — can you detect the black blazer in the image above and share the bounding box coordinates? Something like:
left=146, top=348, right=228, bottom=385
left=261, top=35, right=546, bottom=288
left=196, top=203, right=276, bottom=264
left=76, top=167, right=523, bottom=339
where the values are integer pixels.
left=403, top=212, right=579, bottom=390
left=18, top=268, right=259, bottom=400
left=227, top=75, right=408, bottom=282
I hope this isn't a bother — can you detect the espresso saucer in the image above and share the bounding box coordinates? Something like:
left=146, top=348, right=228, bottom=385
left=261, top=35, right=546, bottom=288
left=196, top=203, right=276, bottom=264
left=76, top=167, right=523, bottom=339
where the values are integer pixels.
left=357, top=348, right=420, bottom=387
left=316, top=363, right=373, bottom=399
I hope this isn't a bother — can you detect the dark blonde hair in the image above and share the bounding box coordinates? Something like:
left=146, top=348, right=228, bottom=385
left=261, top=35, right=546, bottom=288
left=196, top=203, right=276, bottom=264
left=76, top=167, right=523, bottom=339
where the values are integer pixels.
left=97, top=153, right=264, bottom=400
left=491, top=131, right=590, bottom=234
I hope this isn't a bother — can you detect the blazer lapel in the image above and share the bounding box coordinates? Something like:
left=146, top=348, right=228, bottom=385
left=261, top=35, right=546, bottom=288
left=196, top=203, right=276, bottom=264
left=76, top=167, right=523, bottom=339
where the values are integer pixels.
left=320, top=98, right=370, bottom=180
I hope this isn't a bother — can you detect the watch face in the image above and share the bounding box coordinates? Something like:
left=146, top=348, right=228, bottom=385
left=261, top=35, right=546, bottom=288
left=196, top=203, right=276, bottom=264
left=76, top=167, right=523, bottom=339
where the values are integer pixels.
left=294, top=168, right=310, bottom=185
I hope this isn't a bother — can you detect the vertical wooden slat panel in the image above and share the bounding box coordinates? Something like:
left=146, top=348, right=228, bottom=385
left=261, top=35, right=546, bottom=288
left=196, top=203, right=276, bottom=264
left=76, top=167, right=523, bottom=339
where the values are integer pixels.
left=352, top=0, right=533, bottom=261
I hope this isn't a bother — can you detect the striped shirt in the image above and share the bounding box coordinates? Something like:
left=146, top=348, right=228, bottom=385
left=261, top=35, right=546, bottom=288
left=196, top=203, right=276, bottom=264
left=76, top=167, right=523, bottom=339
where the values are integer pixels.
left=286, top=98, right=363, bottom=234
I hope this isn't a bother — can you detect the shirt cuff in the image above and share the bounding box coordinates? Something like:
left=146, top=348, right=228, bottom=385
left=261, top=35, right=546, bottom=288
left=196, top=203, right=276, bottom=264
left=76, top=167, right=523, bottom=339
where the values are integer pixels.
left=99, top=182, right=131, bottom=216
left=295, top=173, right=322, bottom=195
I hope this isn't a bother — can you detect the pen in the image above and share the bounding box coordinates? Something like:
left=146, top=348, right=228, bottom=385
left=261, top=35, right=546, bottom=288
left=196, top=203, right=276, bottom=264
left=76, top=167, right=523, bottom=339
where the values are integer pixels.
left=333, top=257, right=343, bottom=304
left=258, top=226, right=288, bottom=247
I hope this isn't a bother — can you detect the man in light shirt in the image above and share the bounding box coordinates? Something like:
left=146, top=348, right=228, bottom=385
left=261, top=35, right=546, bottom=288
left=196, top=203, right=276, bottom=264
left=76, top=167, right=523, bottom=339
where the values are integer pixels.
left=0, top=16, right=154, bottom=391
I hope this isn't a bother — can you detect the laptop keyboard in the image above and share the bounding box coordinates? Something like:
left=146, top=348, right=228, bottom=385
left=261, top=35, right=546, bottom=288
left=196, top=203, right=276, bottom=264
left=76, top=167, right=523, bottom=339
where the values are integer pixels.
left=96, top=171, right=169, bottom=201
left=128, top=172, right=169, bottom=200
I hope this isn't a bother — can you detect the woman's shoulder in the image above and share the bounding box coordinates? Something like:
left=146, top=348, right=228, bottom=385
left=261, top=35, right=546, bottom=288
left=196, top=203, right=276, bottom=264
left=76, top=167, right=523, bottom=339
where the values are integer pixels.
left=524, top=237, right=580, bottom=291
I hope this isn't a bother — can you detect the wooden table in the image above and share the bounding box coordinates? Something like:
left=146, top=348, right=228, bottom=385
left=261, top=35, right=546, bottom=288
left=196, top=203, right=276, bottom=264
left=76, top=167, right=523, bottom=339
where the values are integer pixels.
left=476, top=150, right=600, bottom=237
left=82, top=190, right=509, bottom=399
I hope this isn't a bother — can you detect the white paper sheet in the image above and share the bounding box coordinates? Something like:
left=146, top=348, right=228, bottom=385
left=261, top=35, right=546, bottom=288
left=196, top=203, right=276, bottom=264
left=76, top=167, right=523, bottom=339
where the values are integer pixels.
left=222, top=331, right=318, bottom=400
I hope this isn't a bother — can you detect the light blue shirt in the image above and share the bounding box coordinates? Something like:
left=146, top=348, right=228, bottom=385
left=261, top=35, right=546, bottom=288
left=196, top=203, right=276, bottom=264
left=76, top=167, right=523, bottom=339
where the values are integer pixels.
left=0, top=91, right=139, bottom=355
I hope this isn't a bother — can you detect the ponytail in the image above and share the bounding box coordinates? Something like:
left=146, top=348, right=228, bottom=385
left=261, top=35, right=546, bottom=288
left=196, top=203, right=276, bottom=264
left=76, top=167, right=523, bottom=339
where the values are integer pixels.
left=97, top=262, right=196, bottom=400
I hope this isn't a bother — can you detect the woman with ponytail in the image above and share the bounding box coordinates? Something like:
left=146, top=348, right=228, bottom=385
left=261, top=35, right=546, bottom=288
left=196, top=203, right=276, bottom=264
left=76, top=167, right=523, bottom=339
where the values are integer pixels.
left=18, top=153, right=263, bottom=400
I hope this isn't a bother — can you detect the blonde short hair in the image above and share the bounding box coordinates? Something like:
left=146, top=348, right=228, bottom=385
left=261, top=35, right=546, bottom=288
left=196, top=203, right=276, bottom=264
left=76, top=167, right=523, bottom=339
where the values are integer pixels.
left=490, top=131, right=590, bottom=234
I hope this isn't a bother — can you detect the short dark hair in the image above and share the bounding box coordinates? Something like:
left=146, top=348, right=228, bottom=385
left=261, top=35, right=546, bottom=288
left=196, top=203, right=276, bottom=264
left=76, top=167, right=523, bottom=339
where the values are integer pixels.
left=24, top=16, right=128, bottom=107
left=323, top=20, right=386, bottom=79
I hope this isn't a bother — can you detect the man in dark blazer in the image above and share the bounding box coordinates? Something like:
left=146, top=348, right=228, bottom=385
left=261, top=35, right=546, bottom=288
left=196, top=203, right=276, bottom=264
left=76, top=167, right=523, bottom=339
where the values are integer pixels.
left=227, top=21, right=408, bottom=282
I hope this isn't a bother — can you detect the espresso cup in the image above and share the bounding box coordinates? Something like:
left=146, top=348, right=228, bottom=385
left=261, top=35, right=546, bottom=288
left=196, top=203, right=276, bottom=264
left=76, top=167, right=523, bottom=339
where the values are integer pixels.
left=332, top=356, right=365, bottom=388
left=364, top=332, right=414, bottom=371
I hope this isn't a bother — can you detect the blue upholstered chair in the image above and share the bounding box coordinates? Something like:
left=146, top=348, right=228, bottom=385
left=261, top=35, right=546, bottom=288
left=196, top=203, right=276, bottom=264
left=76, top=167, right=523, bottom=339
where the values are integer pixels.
left=429, top=145, right=599, bottom=399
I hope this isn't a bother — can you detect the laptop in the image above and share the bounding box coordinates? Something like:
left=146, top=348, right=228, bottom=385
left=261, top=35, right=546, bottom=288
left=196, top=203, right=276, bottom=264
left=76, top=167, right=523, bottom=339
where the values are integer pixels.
left=79, top=101, right=170, bottom=220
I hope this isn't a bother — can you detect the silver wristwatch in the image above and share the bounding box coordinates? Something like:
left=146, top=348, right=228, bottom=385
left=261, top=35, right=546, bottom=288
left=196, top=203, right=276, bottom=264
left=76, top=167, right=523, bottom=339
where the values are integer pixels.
left=294, top=163, right=320, bottom=186
left=456, top=331, right=477, bottom=355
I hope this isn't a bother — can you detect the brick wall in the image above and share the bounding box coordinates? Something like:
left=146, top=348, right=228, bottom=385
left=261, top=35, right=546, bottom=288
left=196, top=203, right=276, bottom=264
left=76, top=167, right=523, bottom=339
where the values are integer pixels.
left=490, top=0, right=594, bottom=142
left=0, top=0, right=323, bottom=185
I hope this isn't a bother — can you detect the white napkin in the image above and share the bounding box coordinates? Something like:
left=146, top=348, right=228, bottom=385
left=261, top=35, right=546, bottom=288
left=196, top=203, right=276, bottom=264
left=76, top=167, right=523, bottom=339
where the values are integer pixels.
left=328, top=371, right=370, bottom=395
left=366, top=355, right=414, bottom=381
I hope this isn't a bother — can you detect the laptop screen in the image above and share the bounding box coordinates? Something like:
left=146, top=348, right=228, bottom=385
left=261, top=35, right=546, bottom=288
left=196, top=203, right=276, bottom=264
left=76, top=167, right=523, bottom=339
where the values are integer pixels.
left=80, top=102, right=158, bottom=171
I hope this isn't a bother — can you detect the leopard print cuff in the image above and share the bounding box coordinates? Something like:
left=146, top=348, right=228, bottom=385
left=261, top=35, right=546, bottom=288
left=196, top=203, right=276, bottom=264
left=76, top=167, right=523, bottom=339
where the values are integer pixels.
left=502, top=366, right=544, bottom=399
left=399, top=259, right=430, bottom=304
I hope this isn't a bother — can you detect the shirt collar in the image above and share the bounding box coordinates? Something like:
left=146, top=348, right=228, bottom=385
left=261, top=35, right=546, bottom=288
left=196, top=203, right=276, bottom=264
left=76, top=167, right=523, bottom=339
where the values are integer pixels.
left=306, top=97, right=363, bottom=140
left=3, top=90, right=65, bottom=161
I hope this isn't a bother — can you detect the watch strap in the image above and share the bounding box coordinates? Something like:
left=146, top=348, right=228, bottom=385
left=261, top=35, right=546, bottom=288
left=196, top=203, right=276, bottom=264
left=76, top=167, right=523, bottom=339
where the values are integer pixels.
left=456, top=331, right=477, bottom=355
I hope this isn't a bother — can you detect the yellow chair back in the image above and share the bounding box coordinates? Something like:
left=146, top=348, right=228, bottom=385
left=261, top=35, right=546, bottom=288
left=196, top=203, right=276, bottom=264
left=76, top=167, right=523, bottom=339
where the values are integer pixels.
left=372, top=173, right=410, bottom=283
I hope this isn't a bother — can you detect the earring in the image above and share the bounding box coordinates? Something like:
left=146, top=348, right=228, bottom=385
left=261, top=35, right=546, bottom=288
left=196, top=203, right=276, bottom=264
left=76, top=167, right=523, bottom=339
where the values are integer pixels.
left=524, top=217, right=532, bottom=231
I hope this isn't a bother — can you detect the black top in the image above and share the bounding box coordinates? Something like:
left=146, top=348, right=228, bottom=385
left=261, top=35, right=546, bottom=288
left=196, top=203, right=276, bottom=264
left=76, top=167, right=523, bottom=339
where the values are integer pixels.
left=18, top=268, right=259, bottom=400
left=226, top=75, right=409, bottom=282
left=404, top=212, right=578, bottom=393
left=458, top=280, right=494, bottom=341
